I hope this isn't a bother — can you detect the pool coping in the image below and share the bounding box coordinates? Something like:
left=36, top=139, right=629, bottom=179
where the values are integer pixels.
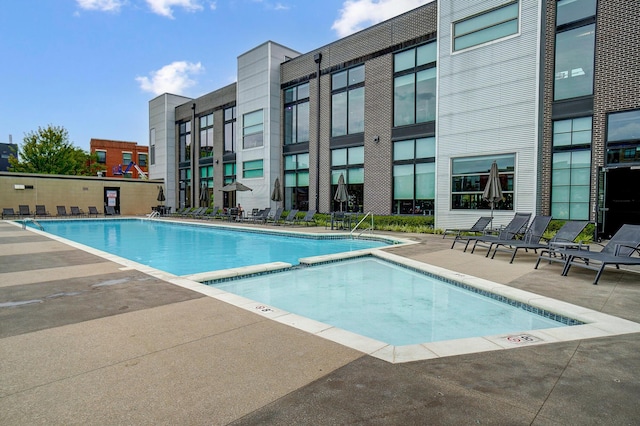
left=11, top=219, right=640, bottom=364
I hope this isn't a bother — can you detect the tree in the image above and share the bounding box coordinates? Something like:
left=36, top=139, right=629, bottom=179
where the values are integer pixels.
left=8, top=125, right=104, bottom=176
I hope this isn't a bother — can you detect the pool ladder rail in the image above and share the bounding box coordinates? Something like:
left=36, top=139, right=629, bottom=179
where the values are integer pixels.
left=22, top=217, right=44, bottom=231
left=146, top=210, right=161, bottom=220
left=350, top=212, right=374, bottom=239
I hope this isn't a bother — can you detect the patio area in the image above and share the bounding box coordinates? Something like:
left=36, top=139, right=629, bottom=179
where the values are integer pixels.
left=1, top=218, right=639, bottom=424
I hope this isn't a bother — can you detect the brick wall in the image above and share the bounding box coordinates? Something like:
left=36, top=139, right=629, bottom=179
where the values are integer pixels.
left=90, top=139, right=148, bottom=179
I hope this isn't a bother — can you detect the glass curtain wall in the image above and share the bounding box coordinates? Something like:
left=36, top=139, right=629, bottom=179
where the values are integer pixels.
left=393, top=137, right=435, bottom=214
left=284, top=83, right=310, bottom=145
left=551, top=117, right=592, bottom=220
left=394, top=42, right=437, bottom=126
left=200, top=113, right=214, bottom=158
left=451, top=154, right=515, bottom=210
left=331, top=146, right=364, bottom=212
left=224, top=107, right=236, bottom=154
left=284, top=153, right=309, bottom=211
left=331, top=66, right=365, bottom=137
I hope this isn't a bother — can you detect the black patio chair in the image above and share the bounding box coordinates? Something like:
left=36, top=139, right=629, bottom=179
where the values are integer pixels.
left=488, top=215, right=556, bottom=263
left=465, top=213, right=532, bottom=253
left=444, top=216, right=493, bottom=249
left=87, top=206, right=101, bottom=217
left=57, top=206, right=69, bottom=217
left=70, top=206, right=85, bottom=217
left=35, top=205, right=51, bottom=217
left=556, top=224, right=640, bottom=285
left=281, top=209, right=299, bottom=226
left=2, top=208, right=19, bottom=219
left=18, top=205, right=32, bottom=217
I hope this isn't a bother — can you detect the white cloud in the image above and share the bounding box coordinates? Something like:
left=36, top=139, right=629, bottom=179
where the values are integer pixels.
left=76, top=0, right=125, bottom=12
left=332, top=0, right=432, bottom=37
left=136, top=61, right=204, bottom=95
left=145, top=0, right=203, bottom=18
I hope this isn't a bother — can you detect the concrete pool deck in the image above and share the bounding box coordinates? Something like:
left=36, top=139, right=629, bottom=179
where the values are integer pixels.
left=1, top=219, right=640, bottom=424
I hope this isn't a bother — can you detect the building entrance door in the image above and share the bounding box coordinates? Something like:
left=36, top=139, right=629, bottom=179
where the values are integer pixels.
left=601, top=167, right=640, bottom=238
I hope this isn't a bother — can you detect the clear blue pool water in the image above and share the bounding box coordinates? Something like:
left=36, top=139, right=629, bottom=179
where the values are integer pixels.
left=27, top=219, right=388, bottom=276
left=212, top=257, right=569, bottom=346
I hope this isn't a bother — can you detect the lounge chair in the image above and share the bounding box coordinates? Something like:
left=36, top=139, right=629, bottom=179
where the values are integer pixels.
left=87, top=206, right=100, bottom=217
left=529, top=220, right=591, bottom=268
left=444, top=216, right=493, bottom=249
left=185, top=207, right=206, bottom=218
left=466, top=212, right=532, bottom=253
left=172, top=207, right=189, bottom=216
left=2, top=208, right=19, bottom=219
left=266, top=207, right=284, bottom=225
left=203, top=206, right=222, bottom=220
left=18, top=205, right=32, bottom=217
left=57, top=206, right=69, bottom=217
left=250, top=208, right=271, bottom=224
left=488, top=215, right=556, bottom=263
left=281, top=209, right=299, bottom=225
left=295, top=209, right=317, bottom=226
left=555, top=224, right=640, bottom=285
left=70, top=206, right=85, bottom=217
left=35, top=205, right=51, bottom=217
left=105, top=205, right=118, bottom=216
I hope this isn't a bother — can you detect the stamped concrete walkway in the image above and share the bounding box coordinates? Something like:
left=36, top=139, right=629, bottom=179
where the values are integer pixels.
left=1, top=219, right=639, bottom=425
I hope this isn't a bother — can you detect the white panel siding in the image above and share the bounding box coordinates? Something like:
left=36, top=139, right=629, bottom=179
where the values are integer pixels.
left=436, top=0, right=541, bottom=230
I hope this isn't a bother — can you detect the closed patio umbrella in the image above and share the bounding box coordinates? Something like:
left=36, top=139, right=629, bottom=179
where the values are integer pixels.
left=271, top=177, right=282, bottom=205
left=199, top=183, right=210, bottom=207
left=221, top=181, right=253, bottom=192
left=334, top=173, right=349, bottom=212
left=482, top=161, right=503, bottom=220
left=157, top=186, right=166, bottom=204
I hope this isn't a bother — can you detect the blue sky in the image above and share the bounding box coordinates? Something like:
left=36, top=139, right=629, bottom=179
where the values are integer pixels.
left=1, top=0, right=430, bottom=152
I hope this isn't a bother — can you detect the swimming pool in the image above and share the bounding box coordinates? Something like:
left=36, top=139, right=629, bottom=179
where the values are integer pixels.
left=209, top=256, right=575, bottom=346
left=23, top=219, right=392, bottom=276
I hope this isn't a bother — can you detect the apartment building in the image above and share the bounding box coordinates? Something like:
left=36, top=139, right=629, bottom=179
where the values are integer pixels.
left=148, top=0, right=640, bottom=236
left=90, top=139, right=149, bottom=179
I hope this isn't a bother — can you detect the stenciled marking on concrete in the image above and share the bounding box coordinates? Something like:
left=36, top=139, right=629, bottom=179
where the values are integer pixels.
left=505, top=334, right=542, bottom=345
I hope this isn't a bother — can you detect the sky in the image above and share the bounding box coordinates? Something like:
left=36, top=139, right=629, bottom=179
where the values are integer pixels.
left=1, top=0, right=432, bottom=152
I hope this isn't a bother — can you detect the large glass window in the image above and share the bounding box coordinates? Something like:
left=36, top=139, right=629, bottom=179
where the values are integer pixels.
left=394, top=42, right=437, bottom=127
left=393, top=137, right=435, bottom=214
left=556, top=0, right=597, bottom=27
left=451, top=154, right=515, bottom=210
left=553, top=1, right=596, bottom=101
left=606, top=109, right=640, bottom=165
left=284, top=153, right=310, bottom=211
left=96, top=150, right=106, bottom=164
left=138, top=153, right=148, bottom=167
left=224, top=107, right=236, bottom=153
left=453, top=2, right=519, bottom=51
left=331, top=146, right=364, bottom=212
left=551, top=117, right=592, bottom=220
left=199, top=113, right=214, bottom=158
left=331, top=65, right=365, bottom=137
left=554, top=24, right=595, bottom=101
left=200, top=165, right=213, bottom=206
left=284, top=83, right=310, bottom=145
left=243, top=110, right=263, bottom=149
left=242, top=159, right=263, bottom=178
left=179, top=121, right=191, bottom=162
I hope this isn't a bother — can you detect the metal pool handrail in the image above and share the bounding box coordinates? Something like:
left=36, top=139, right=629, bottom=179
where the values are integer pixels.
left=350, top=212, right=374, bottom=238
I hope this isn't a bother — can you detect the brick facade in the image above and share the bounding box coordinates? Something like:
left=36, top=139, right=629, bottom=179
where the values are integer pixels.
left=90, top=139, right=148, bottom=179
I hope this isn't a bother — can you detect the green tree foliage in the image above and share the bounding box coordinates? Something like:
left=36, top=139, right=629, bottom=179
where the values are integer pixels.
left=8, top=125, right=104, bottom=176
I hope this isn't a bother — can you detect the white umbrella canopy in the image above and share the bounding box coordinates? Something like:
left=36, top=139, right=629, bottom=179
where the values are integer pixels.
left=333, top=173, right=349, bottom=212
left=482, top=161, right=503, bottom=219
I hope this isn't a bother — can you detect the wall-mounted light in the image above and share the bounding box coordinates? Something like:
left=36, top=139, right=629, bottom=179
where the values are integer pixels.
left=215, top=159, right=219, bottom=164
left=373, top=136, right=380, bottom=144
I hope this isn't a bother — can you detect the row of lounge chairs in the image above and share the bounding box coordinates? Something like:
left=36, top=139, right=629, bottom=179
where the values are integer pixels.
left=2, top=205, right=107, bottom=219
left=446, top=213, right=640, bottom=285
left=171, top=206, right=317, bottom=226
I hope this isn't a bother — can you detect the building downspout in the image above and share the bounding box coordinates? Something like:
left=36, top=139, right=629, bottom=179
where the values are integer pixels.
left=314, top=53, right=322, bottom=212
left=191, top=102, right=197, bottom=207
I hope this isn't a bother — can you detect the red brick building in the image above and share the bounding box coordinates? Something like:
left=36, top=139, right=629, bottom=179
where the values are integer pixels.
left=90, top=139, right=149, bottom=179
